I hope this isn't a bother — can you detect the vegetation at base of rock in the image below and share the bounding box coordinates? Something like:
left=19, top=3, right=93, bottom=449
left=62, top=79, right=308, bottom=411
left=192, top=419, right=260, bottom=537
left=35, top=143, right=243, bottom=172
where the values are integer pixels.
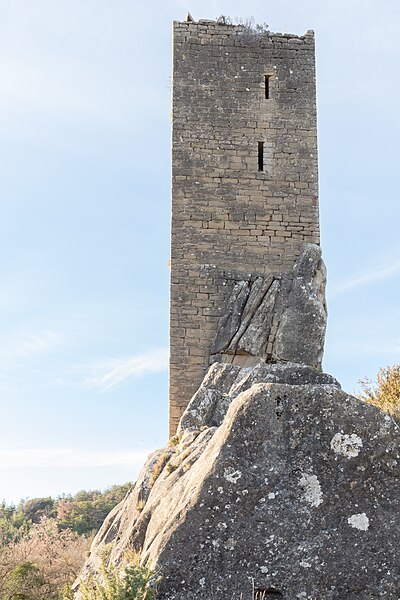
left=358, top=363, right=400, bottom=422
left=77, top=547, right=158, bottom=600
left=5, top=562, right=45, bottom=599
left=0, top=484, right=131, bottom=599
left=0, top=517, right=90, bottom=599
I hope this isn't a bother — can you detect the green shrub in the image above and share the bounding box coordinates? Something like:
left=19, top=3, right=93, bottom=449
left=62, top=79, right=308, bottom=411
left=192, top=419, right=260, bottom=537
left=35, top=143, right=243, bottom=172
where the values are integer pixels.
left=78, top=551, right=157, bottom=600
left=5, top=562, right=46, bottom=599
left=57, top=483, right=132, bottom=535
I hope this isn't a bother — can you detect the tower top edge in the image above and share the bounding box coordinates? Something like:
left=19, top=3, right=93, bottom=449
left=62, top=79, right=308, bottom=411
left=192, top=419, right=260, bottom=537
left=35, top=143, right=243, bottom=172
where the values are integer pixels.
left=173, top=19, right=314, bottom=40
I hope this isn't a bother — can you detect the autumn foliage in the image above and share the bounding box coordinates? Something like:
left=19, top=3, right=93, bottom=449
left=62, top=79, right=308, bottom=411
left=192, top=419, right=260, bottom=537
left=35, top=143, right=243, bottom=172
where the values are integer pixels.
left=0, top=517, right=90, bottom=599
left=358, top=363, right=400, bottom=422
left=0, top=484, right=131, bottom=599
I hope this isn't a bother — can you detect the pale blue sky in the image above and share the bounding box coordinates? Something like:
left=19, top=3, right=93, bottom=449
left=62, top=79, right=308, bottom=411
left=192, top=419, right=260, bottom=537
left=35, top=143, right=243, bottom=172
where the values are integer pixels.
left=0, top=0, right=399, bottom=502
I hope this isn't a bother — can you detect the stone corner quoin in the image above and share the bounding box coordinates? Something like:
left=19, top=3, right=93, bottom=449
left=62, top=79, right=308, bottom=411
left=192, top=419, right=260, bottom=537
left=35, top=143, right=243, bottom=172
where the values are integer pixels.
left=170, top=18, right=319, bottom=434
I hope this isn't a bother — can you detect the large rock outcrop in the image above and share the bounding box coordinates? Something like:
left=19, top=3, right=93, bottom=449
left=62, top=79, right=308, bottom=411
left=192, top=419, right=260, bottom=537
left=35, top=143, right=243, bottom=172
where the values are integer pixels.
left=75, top=362, right=400, bottom=599
left=74, top=244, right=399, bottom=599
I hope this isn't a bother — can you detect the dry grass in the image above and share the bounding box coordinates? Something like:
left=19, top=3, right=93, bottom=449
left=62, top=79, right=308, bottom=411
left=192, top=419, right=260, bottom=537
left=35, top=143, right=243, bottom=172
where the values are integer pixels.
left=148, top=452, right=171, bottom=488
left=165, top=462, right=177, bottom=476
left=168, top=434, right=181, bottom=447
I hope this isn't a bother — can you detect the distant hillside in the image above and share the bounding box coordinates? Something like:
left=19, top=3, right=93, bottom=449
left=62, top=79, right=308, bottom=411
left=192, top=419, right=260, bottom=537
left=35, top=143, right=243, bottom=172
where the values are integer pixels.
left=0, top=482, right=132, bottom=542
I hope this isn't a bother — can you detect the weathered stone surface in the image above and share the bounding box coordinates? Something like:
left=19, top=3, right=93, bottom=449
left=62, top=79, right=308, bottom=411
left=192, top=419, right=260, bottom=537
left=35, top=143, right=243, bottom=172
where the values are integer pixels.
left=75, top=364, right=399, bottom=599
left=210, top=281, right=250, bottom=354
left=178, top=361, right=340, bottom=433
left=177, top=362, right=241, bottom=432
left=228, top=361, right=340, bottom=399
left=228, top=275, right=274, bottom=351
left=211, top=244, right=327, bottom=369
left=238, top=279, right=280, bottom=357
left=273, top=244, right=327, bottom=367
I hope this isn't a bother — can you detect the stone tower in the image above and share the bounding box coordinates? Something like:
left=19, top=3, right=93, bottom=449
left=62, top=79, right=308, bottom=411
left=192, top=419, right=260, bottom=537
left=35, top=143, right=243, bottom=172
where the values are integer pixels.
left=170, top=17, right=319, bottom=435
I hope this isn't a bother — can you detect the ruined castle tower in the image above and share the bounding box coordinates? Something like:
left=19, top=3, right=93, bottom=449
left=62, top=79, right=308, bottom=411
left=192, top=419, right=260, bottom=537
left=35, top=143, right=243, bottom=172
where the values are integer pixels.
left=170, top=18, right=319, bottom=435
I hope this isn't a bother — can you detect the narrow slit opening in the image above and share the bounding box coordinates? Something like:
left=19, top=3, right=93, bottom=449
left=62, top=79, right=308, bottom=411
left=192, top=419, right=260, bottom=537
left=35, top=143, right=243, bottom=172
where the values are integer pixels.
left=258, top=141, right=264, bottom=172
left=265, top=75, right=270, bottom=99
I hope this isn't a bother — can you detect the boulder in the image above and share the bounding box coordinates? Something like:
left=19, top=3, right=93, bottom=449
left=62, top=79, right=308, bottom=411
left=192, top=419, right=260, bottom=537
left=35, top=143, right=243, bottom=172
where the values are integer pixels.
left=210, top=244, right=327, bottom=368
left=178, top=361, right=339, bottom=433
left=210, top=280, right=250, bottom=354
left=74, top=363, right=400, bottom=599
left=273, top=244, right=327, bottom=366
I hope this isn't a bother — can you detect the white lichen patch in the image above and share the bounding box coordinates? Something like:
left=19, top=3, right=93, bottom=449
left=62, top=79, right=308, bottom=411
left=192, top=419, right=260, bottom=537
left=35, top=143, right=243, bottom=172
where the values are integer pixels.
left=300, top=560, right=311, bottom=568
left=224, top=538, right=236, bottom=551
left=298, top=473, right=323, bottom=507
left=348, top=512, right=369, bottom=531
left=224, top=467, right=242, bottom=484
left=260, top=566, right=268, bottom=574
left=330, top=433, right=363, bottom=458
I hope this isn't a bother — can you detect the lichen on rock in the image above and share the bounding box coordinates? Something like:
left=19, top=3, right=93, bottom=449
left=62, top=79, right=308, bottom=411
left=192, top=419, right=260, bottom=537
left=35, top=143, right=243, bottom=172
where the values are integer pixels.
left=73, top=246, right=399, bottom=599
left=74, top=361, right=400, bottom=599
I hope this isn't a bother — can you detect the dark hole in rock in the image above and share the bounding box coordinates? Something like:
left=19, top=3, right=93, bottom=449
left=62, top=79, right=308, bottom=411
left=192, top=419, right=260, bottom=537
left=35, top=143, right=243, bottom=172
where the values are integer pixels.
left=275, top=397, right=284, bottom=419
left=254, top=588, right=283, bottom=599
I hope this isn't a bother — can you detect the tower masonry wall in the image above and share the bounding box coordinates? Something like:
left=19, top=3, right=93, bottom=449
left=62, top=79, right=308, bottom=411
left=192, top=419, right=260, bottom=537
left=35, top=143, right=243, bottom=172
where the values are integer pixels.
left=170, top=19, right=320, bottom=435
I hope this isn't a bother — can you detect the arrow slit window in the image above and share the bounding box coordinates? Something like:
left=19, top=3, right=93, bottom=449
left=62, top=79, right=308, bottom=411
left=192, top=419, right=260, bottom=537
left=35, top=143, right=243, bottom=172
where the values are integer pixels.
left=258, top=142, right=264, bottom=172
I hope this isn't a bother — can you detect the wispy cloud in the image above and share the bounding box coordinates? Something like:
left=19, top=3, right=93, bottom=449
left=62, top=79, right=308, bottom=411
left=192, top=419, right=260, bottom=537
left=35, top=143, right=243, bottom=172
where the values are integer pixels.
left=0, top=329, right=64, bottom=361
left=80, top=347, right=169, bottom=392
left=0, top=448, right=150, bottom=469
left=330, top=257, right=400, bottom=297
left=0, top=345, right=168, bottom=394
